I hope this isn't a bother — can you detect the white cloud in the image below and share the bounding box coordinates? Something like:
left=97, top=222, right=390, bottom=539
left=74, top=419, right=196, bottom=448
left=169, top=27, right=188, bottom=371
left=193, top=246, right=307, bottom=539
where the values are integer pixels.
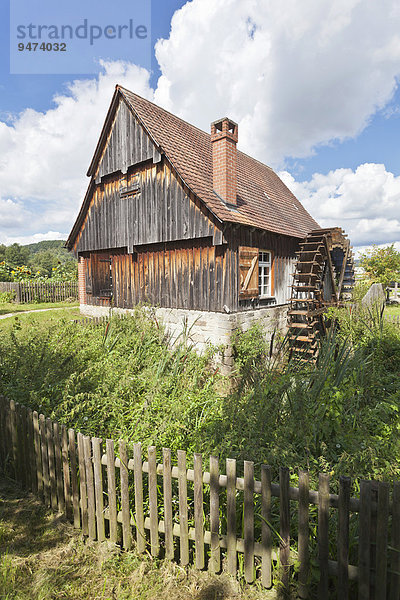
left=2, top=0, right=400, bottom=246
left=0, top=60, right=154, bottom=244
left=279, top=163, right=400, bottom=249
left=155, top=0, right=400, bottom=166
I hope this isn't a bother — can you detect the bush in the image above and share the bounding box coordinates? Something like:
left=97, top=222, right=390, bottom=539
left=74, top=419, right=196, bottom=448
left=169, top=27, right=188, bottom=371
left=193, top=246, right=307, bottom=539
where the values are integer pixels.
left=0, top=290, right=16, bottom=304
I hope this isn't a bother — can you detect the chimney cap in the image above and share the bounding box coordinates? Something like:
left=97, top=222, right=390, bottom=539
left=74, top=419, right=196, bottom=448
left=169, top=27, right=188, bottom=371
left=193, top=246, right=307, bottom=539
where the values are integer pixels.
left=211, top=117, right=238, bottom=142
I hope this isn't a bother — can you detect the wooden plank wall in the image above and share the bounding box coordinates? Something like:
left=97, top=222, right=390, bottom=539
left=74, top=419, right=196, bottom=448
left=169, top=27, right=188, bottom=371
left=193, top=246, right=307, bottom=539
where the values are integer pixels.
left=108, top=239, right=235, bottom=312
left=74, top=161, right=220, bottom=255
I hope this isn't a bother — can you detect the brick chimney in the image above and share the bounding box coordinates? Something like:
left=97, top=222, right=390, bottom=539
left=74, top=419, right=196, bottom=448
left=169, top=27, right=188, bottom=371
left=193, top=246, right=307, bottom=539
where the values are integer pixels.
left=211, top=117, right=238, bottom=206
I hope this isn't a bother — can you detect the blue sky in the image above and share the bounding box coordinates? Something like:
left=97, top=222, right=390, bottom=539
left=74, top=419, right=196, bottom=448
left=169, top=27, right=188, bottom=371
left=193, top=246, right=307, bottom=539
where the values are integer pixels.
left=1, top=0, right=400, bottom=252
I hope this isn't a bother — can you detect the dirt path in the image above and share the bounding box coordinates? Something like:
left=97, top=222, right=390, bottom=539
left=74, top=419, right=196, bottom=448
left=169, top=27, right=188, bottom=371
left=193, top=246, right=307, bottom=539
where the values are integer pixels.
left=0, top=307, right=74, bottom=320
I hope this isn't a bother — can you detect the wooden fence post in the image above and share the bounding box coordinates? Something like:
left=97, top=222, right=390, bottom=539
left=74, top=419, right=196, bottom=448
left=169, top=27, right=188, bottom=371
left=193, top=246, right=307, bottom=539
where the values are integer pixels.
left=244, top=460, right=255, bottom=584
left=39, top=414, right=50, bottom=506
left=226, top=458, right=237, bottom=576
left=46, top=418, right=58, bottom=510
left=61, top=426, right=71, bottom=519
left=133, top=443, right=145, bottom=553
left=119, top=440, right=131, bottom=550
left=69, top=429, right=80, bottom=528
left=163, top=448, right=174, bottom=560
left=390, top=482, right=400, bottom=600
left=210, top=455, right=220, bottom=574
left=375, top=482, right=390, bottom=600
left=338, top=476, right=351, bottom=599
left=177, top=450, right=189, bottom=566
left=358, top=480, right=372, bottom=600
left=53, top=422, right=65, bottom=514
left=92, top=438, right=105, bottom=542
left=106, top=439, right=118, bottom=544
left=83, top=436, right=96, bottom=540
left=318, top=473, right=330, bottom=598
left=194, top=452, right=204, bottom=569
left=77, top=433, right=88, bottom=535
left=280, top=466, right=290, bottom=595
left=148, top=446, right=159, bottom=557
left=298, top=470, right=309, bottom=599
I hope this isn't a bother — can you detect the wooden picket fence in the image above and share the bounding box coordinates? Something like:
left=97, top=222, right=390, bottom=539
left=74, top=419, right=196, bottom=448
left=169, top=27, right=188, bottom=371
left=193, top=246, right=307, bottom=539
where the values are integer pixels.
left=386, top=314, right=400, bottom=326
left=1, top=395, right=400, bottom=599
left=0, top=281, right=78, bottom=303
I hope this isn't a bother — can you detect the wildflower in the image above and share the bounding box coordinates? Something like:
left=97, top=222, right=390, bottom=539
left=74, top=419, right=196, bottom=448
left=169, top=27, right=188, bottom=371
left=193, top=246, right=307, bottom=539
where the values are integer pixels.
left=336, top=443, right=341, bottom=448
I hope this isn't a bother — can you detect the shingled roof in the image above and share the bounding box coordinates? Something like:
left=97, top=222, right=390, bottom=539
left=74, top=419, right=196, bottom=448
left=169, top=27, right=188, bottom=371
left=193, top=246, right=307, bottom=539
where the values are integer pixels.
left=80, top=85, right=319, bottom=241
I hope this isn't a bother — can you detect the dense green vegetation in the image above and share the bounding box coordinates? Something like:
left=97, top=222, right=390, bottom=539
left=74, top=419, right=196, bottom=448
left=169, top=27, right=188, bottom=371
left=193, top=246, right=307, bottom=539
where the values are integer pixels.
left=0, top=300, right=399, bottom=487
left=360, top=243, right=400, bottom=287
left=0, top=240, right=77, bottom=281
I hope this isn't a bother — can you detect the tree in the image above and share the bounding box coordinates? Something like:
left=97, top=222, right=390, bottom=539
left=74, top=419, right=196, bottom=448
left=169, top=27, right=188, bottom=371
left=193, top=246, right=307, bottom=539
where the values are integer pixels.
left=360, top=244, right=400, bottom=287
left=5, top=243, right=29, bottom=267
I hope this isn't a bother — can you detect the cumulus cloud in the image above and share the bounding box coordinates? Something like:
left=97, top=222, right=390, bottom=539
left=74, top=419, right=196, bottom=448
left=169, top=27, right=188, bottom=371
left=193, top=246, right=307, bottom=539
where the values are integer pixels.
left=2, top=0, right=400, bottom=246
left=279, top=163, right=400, bottom=249
left=0, top=60, right=154, bottom=243
left=155, top=0, right=400, bottom=166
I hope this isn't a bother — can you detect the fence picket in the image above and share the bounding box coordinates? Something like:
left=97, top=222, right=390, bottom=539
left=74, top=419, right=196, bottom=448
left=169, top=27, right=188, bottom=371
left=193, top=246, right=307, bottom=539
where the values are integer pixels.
left=177, top=450, right=189, bottom=566
left=244, top=460, right=255, bottom=584
left=77, top=433, right=88, bottom=535
left=93, top=438, right=105, bottom=542
left=318, top=473, right=330, bottom=598
left=20, top=405, right=29, bottom=489
left=27, top=408, right=36, bottom=493
left=261, top=464, right=272, bottom=589
left=10, top=400, right=18, bottom=481
left=53, top=422, right=64, bottom=513
left=46, top=418, right=58, bottom=510
left=210, top=455, right=220, bottom=574
left=61, top=426, right=71, bottom=519
left=83, top=436, right=96, bottom=540
left=390, top=482, right=400, bottom=600
left=133, top=443, right=145, bottom=553
left=119, top=440, right=131, bottom=550
left=194, top=453, right=204, bottom=569
left=358, top=480, right=371, bottom=600
left=280, top=467, right=290, bottom=595
left=148, top=446, right=159, bottom=556
left=338, top=476, right=351, bottom=599
left=376, top=482, right=390, bottom=600
left=298, top=470, right=309, bottom=598
left=69, top=429, right=80, bottom=528
left=163, top=448, right=174, bottom=560
left=106, top=439, right=118, bottom=544
left=33, top=411, right=42, bottom=497
left=39, top=414, right=50, bottom=506
left=226, top=458, right=237, bottom=576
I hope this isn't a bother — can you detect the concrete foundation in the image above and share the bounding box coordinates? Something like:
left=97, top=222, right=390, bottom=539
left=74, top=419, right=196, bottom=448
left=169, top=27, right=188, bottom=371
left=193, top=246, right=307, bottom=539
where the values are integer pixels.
left=80, top=303, right=288, bottom=373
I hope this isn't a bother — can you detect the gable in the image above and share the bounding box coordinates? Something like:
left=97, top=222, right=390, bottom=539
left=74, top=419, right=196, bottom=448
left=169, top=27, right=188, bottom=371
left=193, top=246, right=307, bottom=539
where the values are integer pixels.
left=94, top=95, right=159, bottom=183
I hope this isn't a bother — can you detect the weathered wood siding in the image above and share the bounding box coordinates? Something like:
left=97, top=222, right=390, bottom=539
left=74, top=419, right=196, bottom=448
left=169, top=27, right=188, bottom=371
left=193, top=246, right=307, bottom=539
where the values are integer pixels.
left=225, top=226, right=298, bottom=311
left=73, top=162, right=221, bottom=255
left=95, top=98, right=155, bottom=181
left=83, top=239, right=236, bottom=313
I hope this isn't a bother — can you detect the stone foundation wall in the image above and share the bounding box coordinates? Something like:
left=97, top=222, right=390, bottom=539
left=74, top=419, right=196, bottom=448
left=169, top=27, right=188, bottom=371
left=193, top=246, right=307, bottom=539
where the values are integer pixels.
left=80, top=303, right=288, bottom=373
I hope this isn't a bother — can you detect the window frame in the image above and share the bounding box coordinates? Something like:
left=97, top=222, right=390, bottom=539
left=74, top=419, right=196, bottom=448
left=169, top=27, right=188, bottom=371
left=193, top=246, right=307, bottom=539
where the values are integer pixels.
left=258, top=250, right=273, bottom=299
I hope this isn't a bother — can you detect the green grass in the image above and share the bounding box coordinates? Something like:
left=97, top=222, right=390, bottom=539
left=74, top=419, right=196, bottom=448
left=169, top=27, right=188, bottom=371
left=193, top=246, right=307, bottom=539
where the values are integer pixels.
left=0, top=307, right=81, bottom=333
left=0, top=478, right=273, bottom=600
left=385, top=304, right=400, bottom=316
left=0, top=300, right=78, bottom=316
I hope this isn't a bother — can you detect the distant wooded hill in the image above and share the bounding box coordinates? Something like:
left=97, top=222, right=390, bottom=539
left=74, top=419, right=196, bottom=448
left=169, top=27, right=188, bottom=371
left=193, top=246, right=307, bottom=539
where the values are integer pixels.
left=0, top=240, right=76, bottom=278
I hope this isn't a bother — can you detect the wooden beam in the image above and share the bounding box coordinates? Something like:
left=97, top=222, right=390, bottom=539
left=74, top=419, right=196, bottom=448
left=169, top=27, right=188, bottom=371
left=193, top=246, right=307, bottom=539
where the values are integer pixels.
left=337, top=241, right=350, bottom=299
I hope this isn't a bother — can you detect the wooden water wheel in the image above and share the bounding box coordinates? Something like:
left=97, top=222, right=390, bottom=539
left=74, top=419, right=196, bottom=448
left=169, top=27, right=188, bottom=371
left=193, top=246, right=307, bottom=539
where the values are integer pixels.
left=287, top=227, right=355, bottom=362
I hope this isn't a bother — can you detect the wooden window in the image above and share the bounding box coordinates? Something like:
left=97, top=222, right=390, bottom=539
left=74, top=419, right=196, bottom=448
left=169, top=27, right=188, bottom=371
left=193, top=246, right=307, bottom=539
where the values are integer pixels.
left=239, top=246, right=259, bottom=299
left=258, top=251, right=273, bottom=298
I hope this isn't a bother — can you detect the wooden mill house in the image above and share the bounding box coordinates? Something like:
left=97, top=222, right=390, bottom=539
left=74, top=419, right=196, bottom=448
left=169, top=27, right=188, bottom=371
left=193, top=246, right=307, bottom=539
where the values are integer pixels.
left=67, top=86, right=319, bottom=368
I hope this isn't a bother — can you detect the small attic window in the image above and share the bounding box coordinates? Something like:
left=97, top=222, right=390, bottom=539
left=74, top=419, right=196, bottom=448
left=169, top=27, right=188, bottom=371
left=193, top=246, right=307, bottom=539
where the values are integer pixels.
left=120, top=173, right=140, bottom=198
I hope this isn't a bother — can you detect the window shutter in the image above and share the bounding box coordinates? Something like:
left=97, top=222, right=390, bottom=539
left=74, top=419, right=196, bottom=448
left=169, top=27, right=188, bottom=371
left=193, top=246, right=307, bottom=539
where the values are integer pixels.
left=85, top=258, right=93, bottom=295
left=239, top=246, right=259, bottom=299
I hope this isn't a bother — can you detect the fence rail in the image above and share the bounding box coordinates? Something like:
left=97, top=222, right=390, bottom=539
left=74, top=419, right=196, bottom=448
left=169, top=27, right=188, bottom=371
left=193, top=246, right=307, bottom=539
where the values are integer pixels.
left=0, top=281, right=78, bottom=303
left=1, top=395, right=399, bottom=599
